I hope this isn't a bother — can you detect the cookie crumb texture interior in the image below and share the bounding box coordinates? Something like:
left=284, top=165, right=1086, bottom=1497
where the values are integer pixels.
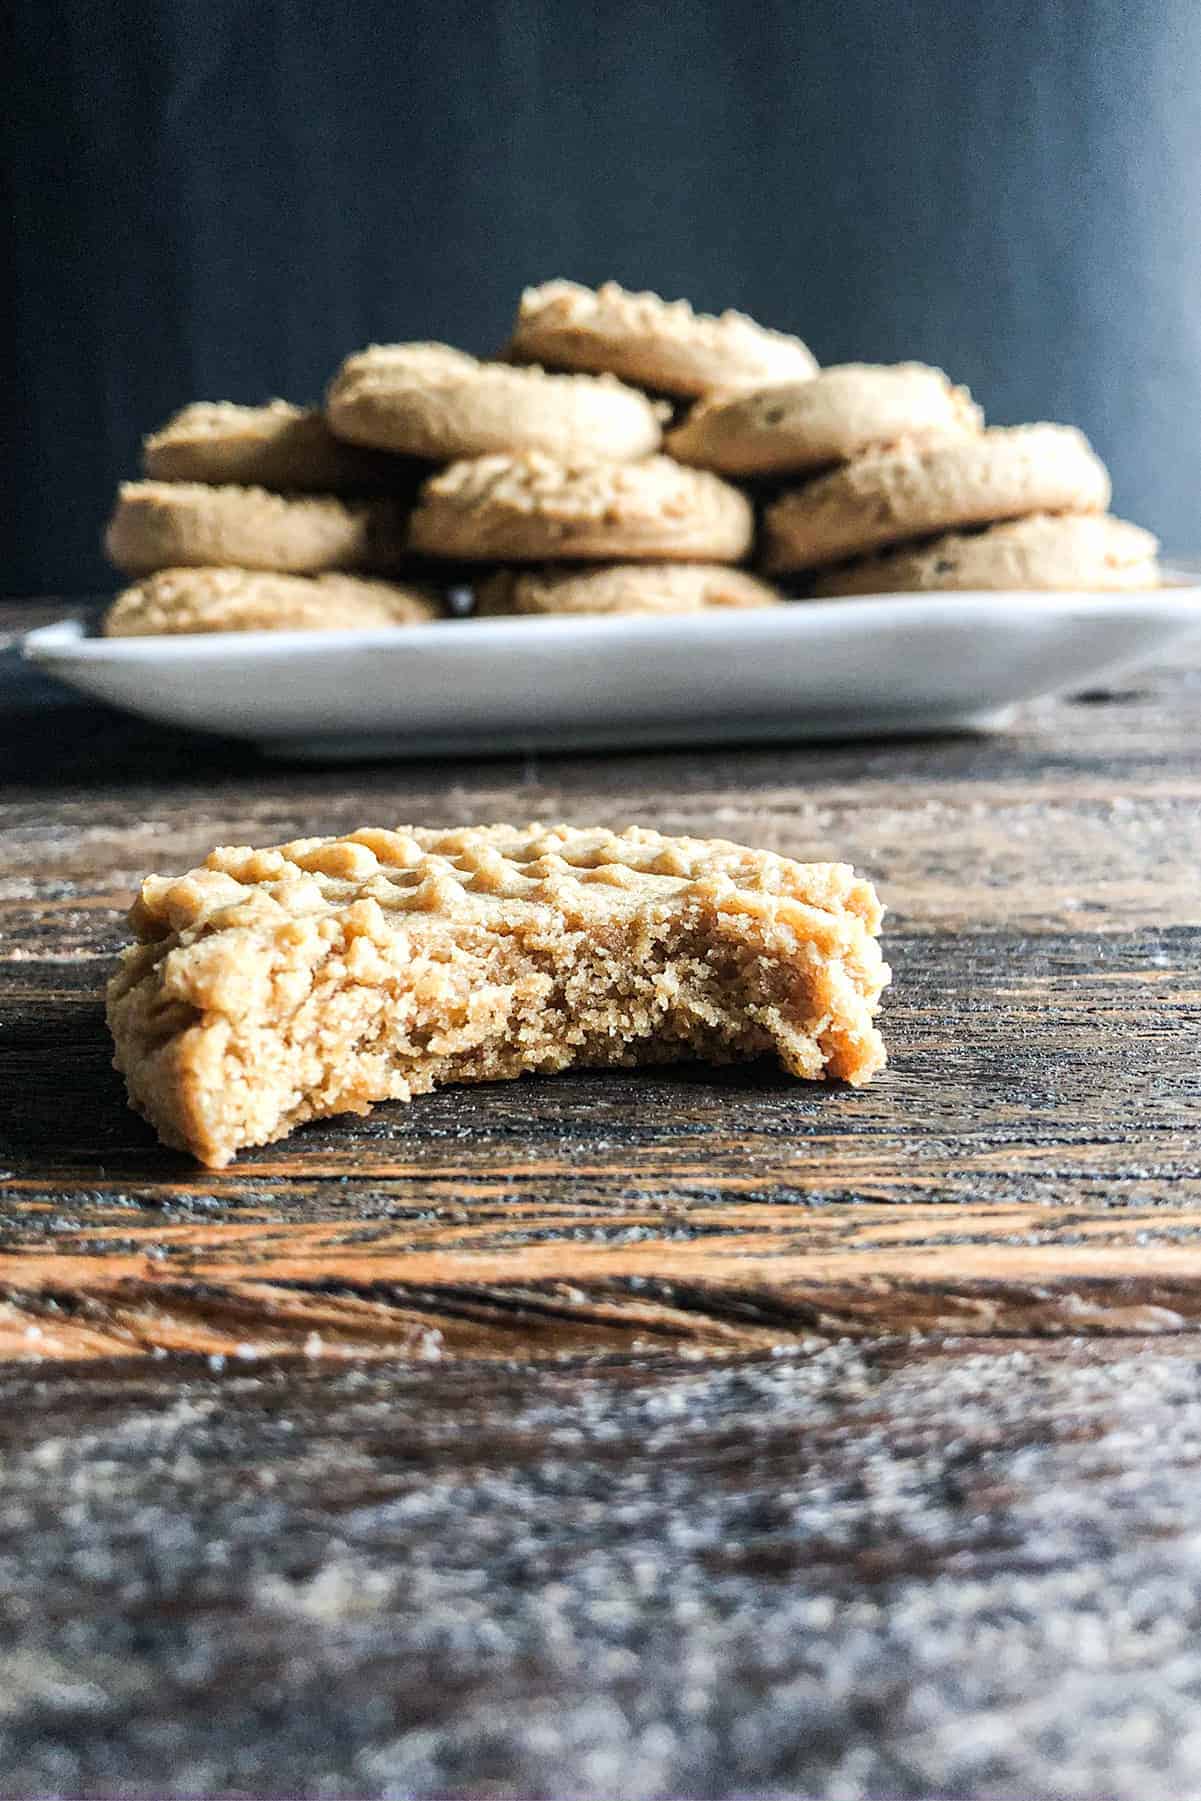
left=106, top=824, right=889, bottom=1167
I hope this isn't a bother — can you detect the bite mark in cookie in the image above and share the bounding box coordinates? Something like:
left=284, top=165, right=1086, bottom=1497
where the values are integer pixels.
left=107, top=823, right=889, bottom=1166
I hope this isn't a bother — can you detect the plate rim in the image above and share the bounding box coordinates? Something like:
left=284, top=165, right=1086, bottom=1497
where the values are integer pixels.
left=22, top=579, right=1201, bottom=666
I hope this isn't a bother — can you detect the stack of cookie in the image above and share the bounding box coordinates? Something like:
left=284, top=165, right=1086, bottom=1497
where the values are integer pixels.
left=662, top=359, right=1157, bottom=595
left=320, top=306, right=804, bottom=618
left=103, top=401, right=443, bottom=636
left=100, top=277, right=1159, bottom=637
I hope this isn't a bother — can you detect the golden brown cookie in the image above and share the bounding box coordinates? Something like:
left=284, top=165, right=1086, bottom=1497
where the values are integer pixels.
left=507, top=280, right=818, bottom=396
left=475, top=563, right=781, bottom=617
left=666, top=363, right=981, bottom=476
left=104, top=482, right=411, bottom=577
left=142, top=400, right=414, bottom=493
left=764, top=425, right=1111, bottom=573
left=103, top=567, right=442, bottom=636
left=107, top=822, right=889, bottom=1165
left=325, top=341, right=664, bottom=462
left=408, top=453, right=755, bottom=563
left=812, top=513, right=1160, bottom=596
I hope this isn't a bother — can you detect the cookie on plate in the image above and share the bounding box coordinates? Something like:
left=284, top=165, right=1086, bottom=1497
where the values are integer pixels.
left=143, top=400, right=414, bottom=493
left=507, top=279, right=818, bottom=396
left=104, top=481, right=411, bottom=577
left=812, top=513, right=1160, bottom=596
left=764, top=424, right=1111, bottom=573
left=325, top=341, right=665, bottom=462
left=107, top=822, right=889, bottom=1165
left=408, top=453, right=754, bottom=563
left=103, top=567, right=442, bottom=636
left=666, top=363, right=981, bottom=476
left=476, top=563, right=781, bottom=617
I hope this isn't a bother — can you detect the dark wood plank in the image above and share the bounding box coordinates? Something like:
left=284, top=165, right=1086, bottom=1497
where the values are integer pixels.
left=3, top=628, right=1201, bottom=1794
left=2, top=636, right=1200, bottom=1364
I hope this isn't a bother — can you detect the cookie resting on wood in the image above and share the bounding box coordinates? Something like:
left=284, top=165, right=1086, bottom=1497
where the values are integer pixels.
left=105, top=824, right=890, bottom=1167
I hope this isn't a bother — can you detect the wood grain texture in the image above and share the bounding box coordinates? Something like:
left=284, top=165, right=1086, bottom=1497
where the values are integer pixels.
left=2, top=614, right=1200, bottom=1368
left=4, top=1340, right=1201, bottom=1799
left=2, top=613, right=1201, bottom=1796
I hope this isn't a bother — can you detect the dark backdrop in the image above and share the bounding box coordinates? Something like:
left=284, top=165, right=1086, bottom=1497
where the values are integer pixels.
left=5, top=0, right=1200, bottom=596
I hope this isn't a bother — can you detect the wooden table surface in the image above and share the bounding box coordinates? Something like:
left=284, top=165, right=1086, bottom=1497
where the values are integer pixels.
left=2, top=606, right=1200, bottom=1798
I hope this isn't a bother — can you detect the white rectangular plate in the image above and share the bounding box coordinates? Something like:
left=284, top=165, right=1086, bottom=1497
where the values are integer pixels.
left=22, top=578, right=1201, bottom=760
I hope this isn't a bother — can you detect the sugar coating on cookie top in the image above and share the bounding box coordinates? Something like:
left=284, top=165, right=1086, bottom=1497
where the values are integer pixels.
left=112, top=478, right=380, bottom=517
left=146, top=399, right=311, bottom=442
left=107, top=479, right=392, bottom=546
left=142, top=399, right=410, bottom=493
left=326, top=340, right=667, bottom=403
left=103, top=567, right=442, bottom=635
left=408, top=453, right=755, bottom=561
left=509, top=279, right=819, bottom=394
left=666, top=362, right=983, bottom=475
left=329, top=342, right=485, bottom=383
left=104, top=480, right=412, bottom=577
left=513, top=279, right=815, bottom=357
left=326, top=340, right=666, bottom=461
left=415, top=452, right=747, bottom=522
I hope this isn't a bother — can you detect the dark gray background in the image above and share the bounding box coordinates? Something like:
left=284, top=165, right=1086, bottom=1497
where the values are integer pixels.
left=4, top=0, right=1200, bottom=597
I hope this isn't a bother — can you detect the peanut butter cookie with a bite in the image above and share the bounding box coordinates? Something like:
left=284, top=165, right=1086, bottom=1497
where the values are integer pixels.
left=107, top=823, right=889, bottom=1165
